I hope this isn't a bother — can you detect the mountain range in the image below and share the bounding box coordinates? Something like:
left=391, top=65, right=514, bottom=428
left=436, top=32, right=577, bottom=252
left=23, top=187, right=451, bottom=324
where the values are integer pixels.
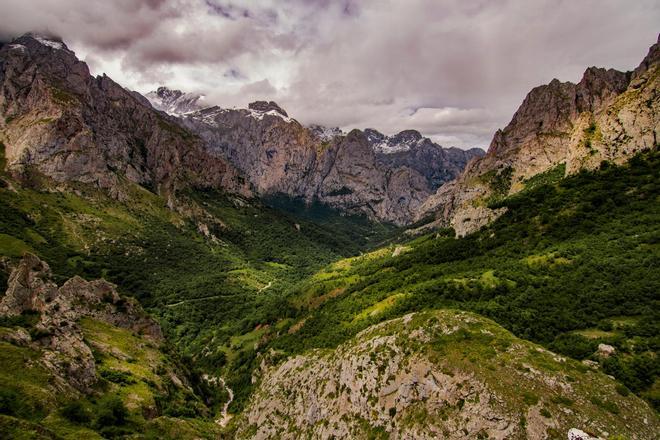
left=0, top=32, right=658, bottom=440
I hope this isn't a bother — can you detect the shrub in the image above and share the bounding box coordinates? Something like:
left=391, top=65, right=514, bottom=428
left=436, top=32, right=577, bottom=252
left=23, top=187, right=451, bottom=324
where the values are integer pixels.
left=0, top=389, right=22, bottom=416
left=61, top=400, right=91, bottom=424
left=95, top=395, right=128, bottom=428
left=100, top=369, right=136, bottom=385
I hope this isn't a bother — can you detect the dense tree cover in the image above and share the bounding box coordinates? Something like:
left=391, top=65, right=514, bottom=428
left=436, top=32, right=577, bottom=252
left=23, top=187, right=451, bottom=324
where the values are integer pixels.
left=268, top=149, right=660, bottom=408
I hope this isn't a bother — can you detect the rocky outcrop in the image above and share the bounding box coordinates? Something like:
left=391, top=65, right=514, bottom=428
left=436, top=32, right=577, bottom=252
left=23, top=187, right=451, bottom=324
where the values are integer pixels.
left=0, top=34, right=250, bottom=201
left=248, top=100, right=289, bottom=117
left=417, top=35, right=659, bottom=235
left=0, top=253, right=162, bottom=393
left=237, top=310, right=658, bottom=439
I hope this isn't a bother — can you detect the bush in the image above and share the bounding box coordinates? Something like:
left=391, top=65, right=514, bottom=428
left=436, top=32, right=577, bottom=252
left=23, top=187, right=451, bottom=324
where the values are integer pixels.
left=615, top=384, right=630, bottom=397
left=61, top=400, right=91, bottom=424
left=100, top=369, right=136, bottom=385
left=0, top=389, right=22, bottom=416
left=549, top=334, right=596, bottom=360
left=95, top=395, right=128, bottom=428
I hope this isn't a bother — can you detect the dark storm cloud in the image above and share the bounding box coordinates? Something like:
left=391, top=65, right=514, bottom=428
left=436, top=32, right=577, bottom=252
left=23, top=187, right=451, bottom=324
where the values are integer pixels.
left=1, top=0, right=658, bottom=148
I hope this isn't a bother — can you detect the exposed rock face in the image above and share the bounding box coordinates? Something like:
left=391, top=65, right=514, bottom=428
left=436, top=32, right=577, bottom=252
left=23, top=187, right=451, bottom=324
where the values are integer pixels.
left=145, top=86, right=204, bottom=116
left=308, top=124, right=343, bottom=141
left=237, top=311, right=657, bottom=439
left=248, top=100, right=288, bottom=117
left=417, top=35, right=659, bottom=235
left=366, top=128, right=484, bottom=190
left=0, top=254, right=162, bottom=393
left=176, top=104, right=482, bottom=224
left=0, top=34, right=250, bottom=200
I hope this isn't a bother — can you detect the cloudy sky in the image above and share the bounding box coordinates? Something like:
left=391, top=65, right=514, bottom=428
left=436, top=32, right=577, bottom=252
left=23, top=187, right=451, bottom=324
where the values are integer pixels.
left=1, top=0, right=658, bottom=148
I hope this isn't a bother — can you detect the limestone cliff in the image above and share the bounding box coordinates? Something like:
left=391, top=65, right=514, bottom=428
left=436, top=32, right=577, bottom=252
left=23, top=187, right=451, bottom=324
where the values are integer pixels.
left=176, top=103, right=481, bottom=225
left=417, top=35, right=659, bottom=236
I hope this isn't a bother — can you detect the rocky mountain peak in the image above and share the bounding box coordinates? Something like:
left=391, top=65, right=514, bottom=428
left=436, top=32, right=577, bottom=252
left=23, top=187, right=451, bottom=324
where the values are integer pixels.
left=145, top=85, right=204, bottom=115
left=248, top=100, right=288, bottom=117
left=19, top=33, right=69, bottom=52
left=390, top=129, right=423, bottom=144
left=633, top=33, right=660, bottom=80
left=363, top=128, right=386, bottom=143
left=416, top=35, right=659, bottom=236
left=576, top=67, right=631, bottom=112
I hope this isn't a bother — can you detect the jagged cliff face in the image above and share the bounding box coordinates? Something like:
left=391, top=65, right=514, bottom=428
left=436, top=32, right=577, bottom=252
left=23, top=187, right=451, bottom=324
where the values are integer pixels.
left=418, top=36, right=659, bottom=236
left=237, top=311, right=658, bottom=439
left=172, top=99, right=482, bottom=225
left=366, top=128, right=484, bottom=190
left=0, top=34, right=250, bottom=201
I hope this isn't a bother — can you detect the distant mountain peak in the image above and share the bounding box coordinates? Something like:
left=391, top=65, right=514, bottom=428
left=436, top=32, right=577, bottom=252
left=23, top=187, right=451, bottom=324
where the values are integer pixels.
left=366, top=129, right=426, bottom=154
left=308, top=124, right=343, bottom=141
left=145, top=86, right=204, bottom=116
left=22, top=32, right=67, bottom=50
left=248, top=101, right=288, bottom=117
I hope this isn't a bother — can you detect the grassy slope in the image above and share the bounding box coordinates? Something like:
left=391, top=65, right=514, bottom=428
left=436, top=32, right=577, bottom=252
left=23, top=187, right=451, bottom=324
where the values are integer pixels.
left=265, top=149, right=660, bottom=410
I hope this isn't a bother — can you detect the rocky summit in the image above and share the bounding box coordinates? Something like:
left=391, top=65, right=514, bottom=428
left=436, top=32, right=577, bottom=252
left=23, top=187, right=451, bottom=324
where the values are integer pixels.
left=145, top=86, right=205, bottom=116
left=0, top=34, right=250, bottom=202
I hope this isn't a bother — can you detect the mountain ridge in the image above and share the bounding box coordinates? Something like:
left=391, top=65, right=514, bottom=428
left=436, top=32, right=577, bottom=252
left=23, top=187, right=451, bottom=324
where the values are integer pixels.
left=146, top=87, right=484, bottom=224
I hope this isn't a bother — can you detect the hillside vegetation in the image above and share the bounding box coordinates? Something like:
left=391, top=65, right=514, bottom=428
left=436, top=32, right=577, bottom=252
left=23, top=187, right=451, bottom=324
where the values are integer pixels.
left=0, top=143, right=658, bottom=439
left=264, top=149, right=660, bottom=410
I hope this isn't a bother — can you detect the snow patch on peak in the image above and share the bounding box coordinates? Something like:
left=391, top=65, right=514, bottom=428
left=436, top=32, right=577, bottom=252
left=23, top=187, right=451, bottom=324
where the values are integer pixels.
left=246, top=109, right=294, bottom=124
left=372, top=135, right=425, bottom=154
left=189, top=106, right=232, bottom=124
left=33, top=35, right=64, bottom=50
left=146, top=86, right=204, bottom=116
left=309, top=124, right=343, bottom=141
left=7, top=44, right=27, bottom=52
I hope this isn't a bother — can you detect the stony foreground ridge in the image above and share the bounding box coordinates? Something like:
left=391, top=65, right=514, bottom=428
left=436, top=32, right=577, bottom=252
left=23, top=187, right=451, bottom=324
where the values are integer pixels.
left=417, top=35, right=660, bottom=236
left=237, top=311, right=658, bottom=439
left=0, top=253, right=161, bottom=393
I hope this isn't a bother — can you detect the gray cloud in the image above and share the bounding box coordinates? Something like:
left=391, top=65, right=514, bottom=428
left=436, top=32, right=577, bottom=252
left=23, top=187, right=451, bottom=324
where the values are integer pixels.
left=1, top=0, right=658, bottom=148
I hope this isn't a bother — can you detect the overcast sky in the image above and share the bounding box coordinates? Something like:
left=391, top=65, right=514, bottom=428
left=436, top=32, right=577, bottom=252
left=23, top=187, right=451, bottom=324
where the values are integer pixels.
left=1, top=0, right=658, bottom=148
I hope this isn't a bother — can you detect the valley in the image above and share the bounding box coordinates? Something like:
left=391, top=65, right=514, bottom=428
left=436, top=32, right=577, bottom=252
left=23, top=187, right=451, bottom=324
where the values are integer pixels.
left=0, top=29, right=658, bottom=440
